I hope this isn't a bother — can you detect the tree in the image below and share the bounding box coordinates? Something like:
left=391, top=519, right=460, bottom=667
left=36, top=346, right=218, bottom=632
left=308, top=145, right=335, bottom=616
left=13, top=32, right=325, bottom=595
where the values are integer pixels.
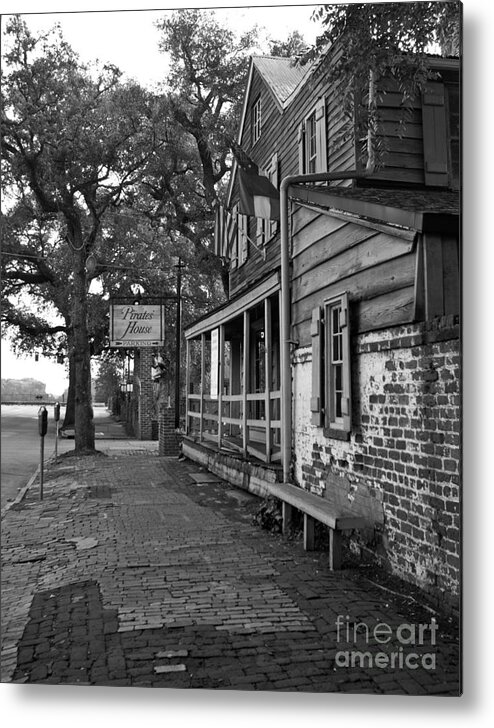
left=153, top=9, right=259, bottom=297
left=269, top=30, right=309, bottom=58
left=1, top=17, right=166, bottom=452
left=302, top=1, right=461, bottom=165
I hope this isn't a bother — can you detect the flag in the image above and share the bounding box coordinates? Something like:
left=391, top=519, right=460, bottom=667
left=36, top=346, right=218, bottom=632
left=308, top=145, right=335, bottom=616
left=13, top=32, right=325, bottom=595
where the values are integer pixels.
left=228, top=138, right=280, bottom=221
left=238, top=167, right=280, bottom=220
left=214, top=203, right=238, bottom=259
left=227, top=137, right=259, bottom=174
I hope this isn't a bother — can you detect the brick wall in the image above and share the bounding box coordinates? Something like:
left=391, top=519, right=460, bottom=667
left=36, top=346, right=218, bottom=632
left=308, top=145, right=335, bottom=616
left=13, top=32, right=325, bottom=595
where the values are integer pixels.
left=292, top=315, right=461, bottom=609
left=135, top=349, right=156, bottom=440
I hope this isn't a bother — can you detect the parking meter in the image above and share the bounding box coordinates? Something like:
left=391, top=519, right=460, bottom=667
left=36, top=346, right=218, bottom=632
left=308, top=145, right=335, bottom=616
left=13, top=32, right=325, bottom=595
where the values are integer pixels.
left=38, top=406, right=48, bottom=437
left=38, top=406, right=47, bottom=500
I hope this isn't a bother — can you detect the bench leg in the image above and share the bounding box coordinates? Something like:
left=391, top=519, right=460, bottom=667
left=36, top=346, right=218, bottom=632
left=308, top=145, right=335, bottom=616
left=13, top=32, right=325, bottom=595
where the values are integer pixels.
left=304, top=514, right=315, bottom=551
left=282, top=502, right=293, bottom=537
left=328, top=528, right=342, bottom=570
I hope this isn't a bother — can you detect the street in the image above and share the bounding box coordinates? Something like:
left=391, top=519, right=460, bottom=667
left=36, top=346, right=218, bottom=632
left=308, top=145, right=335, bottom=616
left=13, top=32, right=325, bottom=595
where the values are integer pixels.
left=1, top=404, right=62, bottom=510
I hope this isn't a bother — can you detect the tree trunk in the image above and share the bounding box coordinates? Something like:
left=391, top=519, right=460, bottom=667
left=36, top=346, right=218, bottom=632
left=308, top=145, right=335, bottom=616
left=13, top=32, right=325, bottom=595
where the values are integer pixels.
left=61, top=350, right=76, bottom=430
left=72, top=245, right=95, bottom=452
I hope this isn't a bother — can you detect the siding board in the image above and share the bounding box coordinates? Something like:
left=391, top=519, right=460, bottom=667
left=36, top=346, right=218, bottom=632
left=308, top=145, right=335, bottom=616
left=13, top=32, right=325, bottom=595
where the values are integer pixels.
left=355, top=286, right=415, bottom=333
left=292, top=232, right=415, bottom=302
left=292, top=254, right=416, bottom=346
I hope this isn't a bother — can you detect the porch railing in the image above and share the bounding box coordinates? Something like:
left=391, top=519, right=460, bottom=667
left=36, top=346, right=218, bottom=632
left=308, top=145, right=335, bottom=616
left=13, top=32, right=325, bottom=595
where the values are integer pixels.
left=186, top=390, right=281, bottom=463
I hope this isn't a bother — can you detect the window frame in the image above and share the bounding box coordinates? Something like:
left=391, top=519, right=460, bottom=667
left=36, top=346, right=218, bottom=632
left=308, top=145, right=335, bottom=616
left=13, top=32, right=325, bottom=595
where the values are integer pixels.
left=324, top=293, right=351, bottom=437
left=252, top=96, right=262, bottom=145
left=298, top=97, right=327, bottom=175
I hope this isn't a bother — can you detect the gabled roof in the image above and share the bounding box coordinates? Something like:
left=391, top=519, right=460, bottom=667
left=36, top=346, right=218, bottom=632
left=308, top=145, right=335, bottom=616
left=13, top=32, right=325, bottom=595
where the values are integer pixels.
left=252, top=56, right=310, bottom=109
left=226, top=55, right=310, bottom=207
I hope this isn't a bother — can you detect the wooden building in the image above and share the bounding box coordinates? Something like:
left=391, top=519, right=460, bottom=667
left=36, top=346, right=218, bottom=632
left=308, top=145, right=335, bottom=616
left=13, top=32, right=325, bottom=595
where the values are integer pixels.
left=183, top=51, right=460, bottom=606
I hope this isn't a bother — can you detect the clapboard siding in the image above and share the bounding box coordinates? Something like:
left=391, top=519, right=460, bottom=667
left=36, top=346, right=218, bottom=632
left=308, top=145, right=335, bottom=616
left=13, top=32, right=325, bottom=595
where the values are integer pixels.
left=292, top=231, right=415, bottom=302
left=291, top=203, right=418, bottom=345
left=356, top=286, right=416, bottom=333
left=293, top=255, right=417, bottom=344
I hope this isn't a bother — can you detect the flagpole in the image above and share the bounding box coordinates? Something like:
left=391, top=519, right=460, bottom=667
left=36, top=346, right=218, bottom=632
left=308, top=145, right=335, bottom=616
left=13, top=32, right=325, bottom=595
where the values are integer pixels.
left=279, top=171, right=367, bottom=484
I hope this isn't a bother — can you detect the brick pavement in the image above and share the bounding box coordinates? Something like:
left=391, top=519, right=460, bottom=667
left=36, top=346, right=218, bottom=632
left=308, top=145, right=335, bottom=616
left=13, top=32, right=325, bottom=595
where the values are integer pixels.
left=0, top=446, right=461, bottom=694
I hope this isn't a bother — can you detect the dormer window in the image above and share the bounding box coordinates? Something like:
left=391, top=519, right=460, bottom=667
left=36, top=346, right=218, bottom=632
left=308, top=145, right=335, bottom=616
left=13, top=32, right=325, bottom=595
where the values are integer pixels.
left=252, top=96, right=262, bottom=144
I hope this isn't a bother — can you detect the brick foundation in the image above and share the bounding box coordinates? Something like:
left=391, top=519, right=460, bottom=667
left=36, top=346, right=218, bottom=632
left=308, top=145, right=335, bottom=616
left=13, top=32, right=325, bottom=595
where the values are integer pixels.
left=159, top=406, right=180, bottom=456
left=292, top=315, right=460, bottom=609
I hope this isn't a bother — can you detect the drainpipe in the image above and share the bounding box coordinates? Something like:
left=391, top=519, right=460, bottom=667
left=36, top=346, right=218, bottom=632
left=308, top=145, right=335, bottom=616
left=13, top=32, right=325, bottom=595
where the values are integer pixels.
left=279, top=170, right=368, bottom=483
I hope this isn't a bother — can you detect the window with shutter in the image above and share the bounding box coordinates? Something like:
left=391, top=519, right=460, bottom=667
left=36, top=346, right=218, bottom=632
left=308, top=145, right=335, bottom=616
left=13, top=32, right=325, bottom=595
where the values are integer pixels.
left=310, top=293, right=352, bottom=438
left=298, top=97, right=328, bottom=175
left=252, top=96, right=262, bottom=144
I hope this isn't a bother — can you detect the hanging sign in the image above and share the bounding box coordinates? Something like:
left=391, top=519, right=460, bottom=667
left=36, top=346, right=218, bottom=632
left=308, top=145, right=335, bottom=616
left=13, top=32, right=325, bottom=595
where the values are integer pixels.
left=110, top=303, right=165, bottom=348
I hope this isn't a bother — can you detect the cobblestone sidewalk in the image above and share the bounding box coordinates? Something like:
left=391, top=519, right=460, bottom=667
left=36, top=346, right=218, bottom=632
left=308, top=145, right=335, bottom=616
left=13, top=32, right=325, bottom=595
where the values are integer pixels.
left=1, top=447, right=460, bottom=694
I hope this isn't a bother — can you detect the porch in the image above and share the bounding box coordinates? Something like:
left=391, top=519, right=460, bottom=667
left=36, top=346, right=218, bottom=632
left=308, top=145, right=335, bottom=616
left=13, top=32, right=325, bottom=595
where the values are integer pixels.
left=184, top=272, right=283, bottom=466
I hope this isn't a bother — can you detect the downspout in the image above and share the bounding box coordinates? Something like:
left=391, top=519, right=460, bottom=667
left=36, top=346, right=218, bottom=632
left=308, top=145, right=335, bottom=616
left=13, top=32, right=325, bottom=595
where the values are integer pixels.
left=279, top=171, right=368, bottom=483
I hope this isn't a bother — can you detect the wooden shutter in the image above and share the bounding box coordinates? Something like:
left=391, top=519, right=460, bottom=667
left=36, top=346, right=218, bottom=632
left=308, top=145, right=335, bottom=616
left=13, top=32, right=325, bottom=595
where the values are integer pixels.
left=340, top=292, right=351, bottom=433
left=231, top=203, right=238, bottom=269
left=315, top=97, right=328, bottom=173
left=269, top=152, right=278, bottom=237
left=298, top=121, right=305, bottom=173
left=310, top=306, right=324, bottom=426
left=422, top=82, right=449, bottom=187
left=238, top=213, right=248, bottom=266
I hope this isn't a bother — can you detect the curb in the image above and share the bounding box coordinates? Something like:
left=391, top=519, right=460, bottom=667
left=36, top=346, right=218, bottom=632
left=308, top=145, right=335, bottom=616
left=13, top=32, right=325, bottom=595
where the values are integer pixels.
left=1, top=464, right=40, bottom=519
left=1, top=442, right=60, bottom=519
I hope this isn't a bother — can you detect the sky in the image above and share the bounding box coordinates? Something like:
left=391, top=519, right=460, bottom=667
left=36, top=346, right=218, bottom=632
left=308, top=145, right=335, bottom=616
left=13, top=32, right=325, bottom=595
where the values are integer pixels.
left=1, top=2, right=323, bottom=395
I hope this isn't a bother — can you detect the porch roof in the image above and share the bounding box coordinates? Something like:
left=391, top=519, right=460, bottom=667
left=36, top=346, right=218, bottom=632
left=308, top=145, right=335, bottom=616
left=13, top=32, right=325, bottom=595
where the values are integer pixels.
left=289, top=185, right=460, bottom=235
left=184, top=271, right=280, bottom=340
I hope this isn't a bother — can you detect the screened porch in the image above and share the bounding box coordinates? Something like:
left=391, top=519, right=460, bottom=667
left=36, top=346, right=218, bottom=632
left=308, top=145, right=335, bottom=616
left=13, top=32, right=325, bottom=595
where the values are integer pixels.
left=185, top=284, right=282, bottom=464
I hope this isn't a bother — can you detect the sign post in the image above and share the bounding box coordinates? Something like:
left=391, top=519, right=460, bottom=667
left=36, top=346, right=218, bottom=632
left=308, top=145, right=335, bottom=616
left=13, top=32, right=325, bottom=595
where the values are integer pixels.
left=53, top=402, right=60, bottom=462
left=38, top=406, right=48, bottom=500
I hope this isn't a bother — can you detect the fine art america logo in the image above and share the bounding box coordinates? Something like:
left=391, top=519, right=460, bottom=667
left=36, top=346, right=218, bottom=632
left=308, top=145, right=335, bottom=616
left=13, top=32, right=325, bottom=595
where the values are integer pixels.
left=335, top=614, right=438, bottom=670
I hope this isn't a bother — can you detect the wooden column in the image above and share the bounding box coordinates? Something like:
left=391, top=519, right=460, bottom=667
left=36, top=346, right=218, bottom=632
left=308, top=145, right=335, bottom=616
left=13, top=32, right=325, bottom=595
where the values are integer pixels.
left=185, top=339, right=190, bottom=435
left=218, top=324, right=225, bottom=448
left=199, top=333, right=205, bottom=441
left=242, top=310, right=250, bottom=455
left=264, top=296, right=272, bottom=461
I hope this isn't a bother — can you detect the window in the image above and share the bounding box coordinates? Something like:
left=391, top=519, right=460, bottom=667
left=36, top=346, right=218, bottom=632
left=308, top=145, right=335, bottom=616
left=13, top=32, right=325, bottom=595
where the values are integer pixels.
left=311, top=293, right=351, bottom=438
left=298, top=97, right=327, bottom=174
left=252, top=97, right=262, bottom=144
left=256, top=153, right=278, bottom=247
left=306, top=110, right=317, bottom=173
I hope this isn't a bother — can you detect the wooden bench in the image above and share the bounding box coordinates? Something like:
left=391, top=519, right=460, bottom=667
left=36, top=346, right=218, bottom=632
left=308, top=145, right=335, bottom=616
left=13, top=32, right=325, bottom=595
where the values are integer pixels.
left=265, top=482, right=370, bottom=570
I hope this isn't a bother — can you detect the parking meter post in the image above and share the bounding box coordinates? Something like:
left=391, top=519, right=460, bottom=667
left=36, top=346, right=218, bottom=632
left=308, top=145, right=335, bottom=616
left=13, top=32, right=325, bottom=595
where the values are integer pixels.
left=54, top=402, right=60, bottom=462
left=40, top=436, right=44, bottom=500
left=38, top=406, right=48, bottom=500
